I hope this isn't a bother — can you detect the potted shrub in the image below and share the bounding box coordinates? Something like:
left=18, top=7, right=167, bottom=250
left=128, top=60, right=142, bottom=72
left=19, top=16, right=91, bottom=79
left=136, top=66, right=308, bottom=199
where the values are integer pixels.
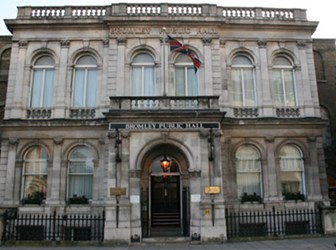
left=21, top=191, right=45, bottom=205
left=283, top=192, right=305, bottom=202
left=68, top=195, right=89, bottom=205
left=241, top=192, right=262, bottom=204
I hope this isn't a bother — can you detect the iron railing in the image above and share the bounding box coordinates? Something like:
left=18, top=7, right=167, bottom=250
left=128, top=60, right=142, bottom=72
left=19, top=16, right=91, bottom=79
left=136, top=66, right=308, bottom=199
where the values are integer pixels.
left=226, top=206, right=323, bottom=238
left=2, top=209, right=105, bottom=242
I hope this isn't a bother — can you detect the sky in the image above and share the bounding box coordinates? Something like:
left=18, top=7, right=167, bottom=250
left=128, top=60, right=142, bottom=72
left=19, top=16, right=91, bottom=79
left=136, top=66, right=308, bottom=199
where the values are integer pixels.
left=0, top=0, right=334, bottom=39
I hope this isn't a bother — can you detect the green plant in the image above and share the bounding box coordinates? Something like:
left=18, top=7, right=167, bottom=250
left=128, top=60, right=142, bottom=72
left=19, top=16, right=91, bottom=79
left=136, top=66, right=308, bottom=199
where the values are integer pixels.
left=21, top=191, right=45, bottom=205
left=283, top=192, right=305, bottom=201
left=241, top=192, right=262, bottom=204
left=68, top=195, right=89, bottom=204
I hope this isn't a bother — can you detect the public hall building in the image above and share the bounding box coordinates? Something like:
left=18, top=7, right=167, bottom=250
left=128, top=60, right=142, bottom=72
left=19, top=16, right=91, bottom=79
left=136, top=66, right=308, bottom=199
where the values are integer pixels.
left=0, top=3, right=331, bottom=243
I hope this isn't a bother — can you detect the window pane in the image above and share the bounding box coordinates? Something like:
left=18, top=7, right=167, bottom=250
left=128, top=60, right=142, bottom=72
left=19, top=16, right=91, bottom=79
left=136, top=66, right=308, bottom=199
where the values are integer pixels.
left=69, top=147, right=94, bottom=199
left=24, top=175, right=47, bottom=197
left=35, top=56, right=54, bottom=66
left=31, top=70, right=43, bottom=107
left=272, top=70, right=284, bottom=106
left=23, top=147, right=48, bottom=198
left=86, top=69, right=97, bottom=107
left=236, top=145, right=261, bottom=197
left=132, top=67, right=142, bottom=96
left=187, top=68, right=198, bottom=96
left=274, top=56, right=291, bottom=66
left=77, top=55, right=97, bottom=65
left=144, top=66, right=155, bottom=96
left=175, top=68, right=185, bottom=96
left=232, top=56, right=252, bottom=65
left=43, top=69, right=54, bottom=107
left=284, top=70, right=296, bottom=106
left=73, top=69, right=85, bottom=107
left=232, top=69, right=242, bottom=106
left=69, top=175, right=93, bottom=199
left=243, top=69, right=255, bottom=106
left=280, top=145, right=304, bottom=194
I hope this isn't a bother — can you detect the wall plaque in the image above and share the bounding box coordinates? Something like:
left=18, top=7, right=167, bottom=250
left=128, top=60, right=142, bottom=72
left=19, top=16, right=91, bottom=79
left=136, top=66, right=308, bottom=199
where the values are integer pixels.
left=204, top=186, right=221, bottom=194
left=110, top=187, right=126, bottom=196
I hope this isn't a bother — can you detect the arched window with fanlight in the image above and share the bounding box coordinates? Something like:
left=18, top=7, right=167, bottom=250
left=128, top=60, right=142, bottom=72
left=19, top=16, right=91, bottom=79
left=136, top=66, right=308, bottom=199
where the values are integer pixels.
left=231, top=55, right=256, bottom=106
left=131, top=53, right=155, bottom=96
left=30, top=55, right=55, bottom=108
left=280, top=145, right=305, bottom=196
left=235, top=145, right=262, bottom=197
left=272, top=56, right=297, bottom=107
left=174, top=53, right=198, bottom=96
left=72, top=55, right=97, bottom=107
left=68, top=146, right=94, bottom=201
left=22, top=146, right=48, bottom=202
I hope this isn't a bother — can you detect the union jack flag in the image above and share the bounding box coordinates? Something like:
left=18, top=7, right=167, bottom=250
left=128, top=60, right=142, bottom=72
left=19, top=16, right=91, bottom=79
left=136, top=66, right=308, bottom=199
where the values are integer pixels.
left=166, top=35, right=202, bottom=73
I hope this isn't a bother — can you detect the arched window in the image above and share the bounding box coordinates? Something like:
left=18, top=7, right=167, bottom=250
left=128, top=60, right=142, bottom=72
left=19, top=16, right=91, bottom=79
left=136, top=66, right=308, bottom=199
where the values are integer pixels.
left=0, top=48, right=11, bottom=76
left=280, top=145, right=305, bottom=195
left=231, top=55, right=256, bottom=106
left=68, top=146, right=94, bottom=200
left=72, top=55, right=97, bottom=107
left=272, top=56, right=297, bottom=107
left=131, top=53, right=155, bottom=96
left=236, top=145, right=262, bottom=197
left=30, top=55, right=54, bottom=108
left=22, top=146, right=48, bottom=199
left=320, top=106, right=332, bottom=147
left=313, top=51, right=325, bottom=82
left=175, top=53, right=198, bottom=96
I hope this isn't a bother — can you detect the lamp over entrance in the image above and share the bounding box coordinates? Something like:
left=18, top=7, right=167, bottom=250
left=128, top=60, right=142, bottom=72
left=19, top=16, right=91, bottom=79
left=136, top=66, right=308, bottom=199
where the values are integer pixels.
left=160, top=156, right=170, bottom=171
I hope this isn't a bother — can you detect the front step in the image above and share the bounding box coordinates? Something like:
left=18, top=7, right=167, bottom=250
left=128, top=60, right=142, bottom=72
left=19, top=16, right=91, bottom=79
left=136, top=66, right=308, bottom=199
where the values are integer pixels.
left=151, top=211, right=180, bottom=226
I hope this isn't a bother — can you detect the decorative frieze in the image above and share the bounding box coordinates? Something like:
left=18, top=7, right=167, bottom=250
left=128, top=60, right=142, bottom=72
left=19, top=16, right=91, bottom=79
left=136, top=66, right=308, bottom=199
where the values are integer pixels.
left=233, top=107, right=259, bottom=118
left=69, top=108, right=95, bottom=119
left=276, top=107, right=300, bottom=118
left=26, top=108, right=52, bottom=119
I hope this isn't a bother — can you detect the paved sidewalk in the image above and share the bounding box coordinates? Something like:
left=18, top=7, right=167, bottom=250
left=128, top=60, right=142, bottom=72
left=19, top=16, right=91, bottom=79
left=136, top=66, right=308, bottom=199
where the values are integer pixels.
left=1, top=237, right=336, bottom=249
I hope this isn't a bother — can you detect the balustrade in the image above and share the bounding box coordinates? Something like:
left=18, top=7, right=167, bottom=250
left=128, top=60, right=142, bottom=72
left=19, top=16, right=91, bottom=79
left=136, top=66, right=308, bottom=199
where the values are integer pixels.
left=16, top=4, right=306, bottom=21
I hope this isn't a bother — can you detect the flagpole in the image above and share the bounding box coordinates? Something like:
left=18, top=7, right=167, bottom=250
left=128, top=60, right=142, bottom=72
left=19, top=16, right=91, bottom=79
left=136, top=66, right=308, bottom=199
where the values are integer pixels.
left=162, top=27, right=167, bottom=96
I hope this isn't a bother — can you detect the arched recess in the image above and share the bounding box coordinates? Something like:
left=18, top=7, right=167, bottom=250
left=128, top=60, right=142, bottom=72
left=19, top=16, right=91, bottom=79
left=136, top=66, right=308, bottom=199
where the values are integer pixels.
left=139, top=142, right=190, bottom=238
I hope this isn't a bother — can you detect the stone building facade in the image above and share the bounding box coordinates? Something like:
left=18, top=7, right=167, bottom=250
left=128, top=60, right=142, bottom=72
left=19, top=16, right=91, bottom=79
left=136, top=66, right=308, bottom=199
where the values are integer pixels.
left=313, top=39, right=336, bottom=205
left=0, top=3, right=330, bottom=242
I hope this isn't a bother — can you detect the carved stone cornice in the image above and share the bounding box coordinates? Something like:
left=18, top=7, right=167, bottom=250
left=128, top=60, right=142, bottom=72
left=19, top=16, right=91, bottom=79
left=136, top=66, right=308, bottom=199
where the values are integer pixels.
left=297, top=40, right=307, bottom=48
left=189, top=169, right=201, bottom=177
left=60, top=40, right=70, bottom=48
left=103, top=39, right=109, bottom=47
left=117, top=37, right=126, bottom=45
left=307, top=136, right=317, bottom=143
left=53, top=137, right=64, bottom=145
left=257, top=40, right=267, bottom=48
left=8, top=138, right=19, bottom=146
left=129, top=169, right=141, bottom=178
left=265, top=136, right=274, bottom=143
left=202, top=37, right=212, bottom=45
left=18, top=40, right=28, bottom=48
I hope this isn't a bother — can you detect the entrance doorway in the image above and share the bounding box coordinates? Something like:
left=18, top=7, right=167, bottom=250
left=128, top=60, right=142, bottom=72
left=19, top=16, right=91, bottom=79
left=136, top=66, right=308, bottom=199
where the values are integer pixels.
left=141, top=149, right=189, bottom=237
left=150, top=174, right=181, bottom=236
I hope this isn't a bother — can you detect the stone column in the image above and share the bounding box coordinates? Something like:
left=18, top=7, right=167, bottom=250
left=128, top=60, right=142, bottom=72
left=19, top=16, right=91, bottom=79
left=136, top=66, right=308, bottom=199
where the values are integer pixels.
left=116, top=38, right=126, bottom=95
left=47, top=137, right=63, bottom=205
left=306, top=137, right=323, bottom=200
left=297, top=41, right=315, bottom=117
left=258, top=40, right=273, bottom=117
left=264, top=137, right=279, bottom=202
left=202, top=38, right=213, bottom=96
left=10, top=41, right=28, bottom=119
left=4, top=138, right=18, bottom=204
left=54, top=40, right=70, bottom=118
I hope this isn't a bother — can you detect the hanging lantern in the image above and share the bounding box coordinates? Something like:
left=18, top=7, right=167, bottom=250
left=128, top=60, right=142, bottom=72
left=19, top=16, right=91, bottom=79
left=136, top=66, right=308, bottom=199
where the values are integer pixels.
left=160, top=156, right=170, bottom=171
